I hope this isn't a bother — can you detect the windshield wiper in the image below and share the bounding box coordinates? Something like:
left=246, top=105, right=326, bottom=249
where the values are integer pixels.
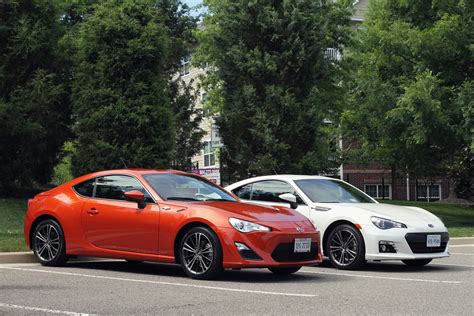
left=166, top=197, right=199, bottom=201
left=204, top=198, right=236, bottom=202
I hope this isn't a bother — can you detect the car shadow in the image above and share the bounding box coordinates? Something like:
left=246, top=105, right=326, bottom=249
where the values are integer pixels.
left=65, top=259, right=338, bottom=283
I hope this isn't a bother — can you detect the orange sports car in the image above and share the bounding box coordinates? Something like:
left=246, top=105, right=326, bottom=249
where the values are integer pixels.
left=24, top=169, right=322, bottom=279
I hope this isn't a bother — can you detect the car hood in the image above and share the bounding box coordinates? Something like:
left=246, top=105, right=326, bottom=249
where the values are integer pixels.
left=192, top=201, right=309, bottom=223
left=315, top=203, right=440, bottom=222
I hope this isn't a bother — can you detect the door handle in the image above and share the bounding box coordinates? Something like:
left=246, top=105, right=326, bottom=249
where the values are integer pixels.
left=88, top=208, right=99, bottom=215
left=161, top=206, right=171, bottom=211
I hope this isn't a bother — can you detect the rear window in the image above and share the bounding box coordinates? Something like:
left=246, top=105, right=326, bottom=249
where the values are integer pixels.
left=73, top=179, right=95, bottom=197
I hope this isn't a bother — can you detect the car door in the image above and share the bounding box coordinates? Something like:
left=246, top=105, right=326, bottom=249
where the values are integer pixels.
left=82, top=175, right=160, bottom=254
left=232, top=180, right=310, bottom=218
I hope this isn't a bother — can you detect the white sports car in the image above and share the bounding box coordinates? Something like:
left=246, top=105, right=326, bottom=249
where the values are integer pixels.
left=226, top=175, right=449, bottom=269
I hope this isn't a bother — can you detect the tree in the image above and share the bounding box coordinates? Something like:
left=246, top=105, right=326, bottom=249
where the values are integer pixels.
left=342, top=0, right=473, bottom=198
left=0, top=0, right=71, bottom=189
left=171, top=80, right=205, bottom=171
left=71, top=0, right=200, bottom=176
left=195, top=0, right=352, bottom=180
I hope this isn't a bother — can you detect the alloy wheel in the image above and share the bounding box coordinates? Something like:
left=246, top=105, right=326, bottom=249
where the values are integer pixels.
left=329, top=229, right=358, bottom=267
left=182, top=232, right=214, bottom=275
left=34, top=223, right=61, bottom=262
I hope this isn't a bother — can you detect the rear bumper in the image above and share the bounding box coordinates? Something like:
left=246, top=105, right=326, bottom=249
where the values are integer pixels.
left=218, top=227, right=322, bottom=268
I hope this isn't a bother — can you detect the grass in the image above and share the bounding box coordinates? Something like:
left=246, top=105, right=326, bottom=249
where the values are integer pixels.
left=0, top=198, right=28, bottom=252
left=382, top=200, right=474, bottom=237
left=0, top=198, right=472, bottom=252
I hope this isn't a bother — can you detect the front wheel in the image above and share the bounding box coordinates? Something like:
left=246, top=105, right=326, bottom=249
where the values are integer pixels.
left=326, top=224, right=366, bottom=270
left=179, top=227, right=223, bottom=280
left=32, top=219, right=68, bottom=266
left=402, top=259, right=432, bottom=267
left=268, top=266, right=301, bottom=275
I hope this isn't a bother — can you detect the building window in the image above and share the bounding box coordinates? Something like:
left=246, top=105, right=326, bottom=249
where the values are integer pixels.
left=180, top=56, right=190, bottom=76
left=203, top=141, right=216, bottom=167
left=416, top=184, right=441, bottom=201
left=201, top=92, right=211, bottom=117
left=364, top=184, right=391, bottom=199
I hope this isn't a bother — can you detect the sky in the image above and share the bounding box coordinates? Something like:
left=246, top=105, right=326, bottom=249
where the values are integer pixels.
left=183, top=0, right=206, bottom=17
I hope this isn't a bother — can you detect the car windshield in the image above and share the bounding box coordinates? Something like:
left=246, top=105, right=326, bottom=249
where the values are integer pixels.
left=294, top=179, right=374, bottom=203
left=144, top=173, right=236, bottom=202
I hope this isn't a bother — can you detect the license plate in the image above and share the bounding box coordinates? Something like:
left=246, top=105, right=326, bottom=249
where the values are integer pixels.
left=426, top=235, right=441, bottom=247
left=294, top=238, right=311, bottom=253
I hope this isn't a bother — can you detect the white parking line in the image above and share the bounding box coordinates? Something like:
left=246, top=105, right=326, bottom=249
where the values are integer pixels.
left=451, top=253, right=474, bottom=256
left=300, top=269, right=462, bottom=284
left=450, top=244, right=474, bottom=248
left=0, top=303, right=91, bottom=315
left=0, top=266, right=316, bottom=298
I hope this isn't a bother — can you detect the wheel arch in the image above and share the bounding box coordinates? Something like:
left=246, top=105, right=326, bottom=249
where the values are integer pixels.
left=322, top=220, right=364, bottom=256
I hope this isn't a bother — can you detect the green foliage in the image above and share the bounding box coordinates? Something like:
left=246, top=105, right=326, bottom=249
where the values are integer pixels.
left=196, top=0, right=352, bottom=179
left=0, top=0, right=71, bottom=188
left=51, top=142, right=74, bottom=185
left=343, top=0, right=472, bottom=189
left=71, top=0, right=177, bottom=175
left=171, top=80, right=205, bottom=171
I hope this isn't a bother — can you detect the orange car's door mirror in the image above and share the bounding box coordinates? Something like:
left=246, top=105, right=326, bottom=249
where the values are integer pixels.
left=124, top=190, right=146, bottom=209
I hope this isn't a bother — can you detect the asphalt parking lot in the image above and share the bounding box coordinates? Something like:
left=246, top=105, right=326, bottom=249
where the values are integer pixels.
left=1, top=241, right=473, bottom=315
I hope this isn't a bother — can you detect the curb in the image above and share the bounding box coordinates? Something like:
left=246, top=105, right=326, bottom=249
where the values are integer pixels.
left=1, top=237, right=472, bottom=264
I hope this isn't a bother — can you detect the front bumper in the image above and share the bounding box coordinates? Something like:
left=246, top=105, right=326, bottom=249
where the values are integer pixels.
left=218, top=227, right=322, bottom=268
left=361, top=223, right=450, bottom=261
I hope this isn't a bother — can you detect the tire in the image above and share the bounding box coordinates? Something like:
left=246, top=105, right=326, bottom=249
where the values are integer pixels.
left=268, top=266, right=301, bottom=275
left=326, top=224, right=366, bottom=270
left=402, top=259, right=432, bottom=267
left=179, top=226, right=223, bottom=280
left=32, top=219, right=68, bottom=266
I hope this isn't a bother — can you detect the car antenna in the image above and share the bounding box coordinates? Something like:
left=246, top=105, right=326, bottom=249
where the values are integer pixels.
left=272, top=167, right=278, bottom=175
left=120, top=158, right=128, bottom=169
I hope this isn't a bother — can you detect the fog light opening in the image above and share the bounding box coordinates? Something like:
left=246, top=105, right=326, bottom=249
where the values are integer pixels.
left=234, top=242, right=262, bottom=260
left=379, top=241, right=397, bottom=253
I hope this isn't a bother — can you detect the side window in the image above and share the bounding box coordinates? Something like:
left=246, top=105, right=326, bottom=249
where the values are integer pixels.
left=232, top=184, right=252, bottom=199
left=73, top=179, right=95, bottom=197
left=251, top=181, right=305, bottom=204
left=95, top=175, right=153, bottom=202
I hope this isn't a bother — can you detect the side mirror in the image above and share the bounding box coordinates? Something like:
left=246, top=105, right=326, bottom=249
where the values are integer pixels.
left=124, top=190, right=146, bottom=209
left=279, top=193, right=298, bottom=210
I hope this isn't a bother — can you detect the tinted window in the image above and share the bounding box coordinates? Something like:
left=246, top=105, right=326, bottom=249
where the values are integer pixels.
left=250, top=181, right=305, bottom=204
left=95, top=175, right=153, bottom=202
left=295, top=179, right=374, bottom=203
left=144, top=173, right=236, bottom=202
left=73, top=179, right=95, bottom=197
left=232, top=184, right=252, bottom=199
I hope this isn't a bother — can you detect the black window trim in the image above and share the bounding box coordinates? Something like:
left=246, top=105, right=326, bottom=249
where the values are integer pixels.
left=72, top=173, right=157, bottom=204
left=235, top=180, right=307, bottom=206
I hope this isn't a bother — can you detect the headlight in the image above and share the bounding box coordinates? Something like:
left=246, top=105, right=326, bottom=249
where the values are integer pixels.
left=371, top=216, right=407, bottom=229
left=229, top=218, right=271, bottom=233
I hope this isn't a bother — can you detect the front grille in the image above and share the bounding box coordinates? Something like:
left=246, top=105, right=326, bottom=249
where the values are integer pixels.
left=405, top=232, right=449, bottom=254
left=271, top=242, right=318, bottom=262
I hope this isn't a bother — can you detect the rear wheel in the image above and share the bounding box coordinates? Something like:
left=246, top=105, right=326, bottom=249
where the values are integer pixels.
left=268, top=266, right=301, bottom=275
left=32, top=219, right=68, bottom=266
left=327, top=224, right=366, bottom=270
left=402, top=259, right=432, bottom=267
left=179, top=227, right=223, bottom=280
